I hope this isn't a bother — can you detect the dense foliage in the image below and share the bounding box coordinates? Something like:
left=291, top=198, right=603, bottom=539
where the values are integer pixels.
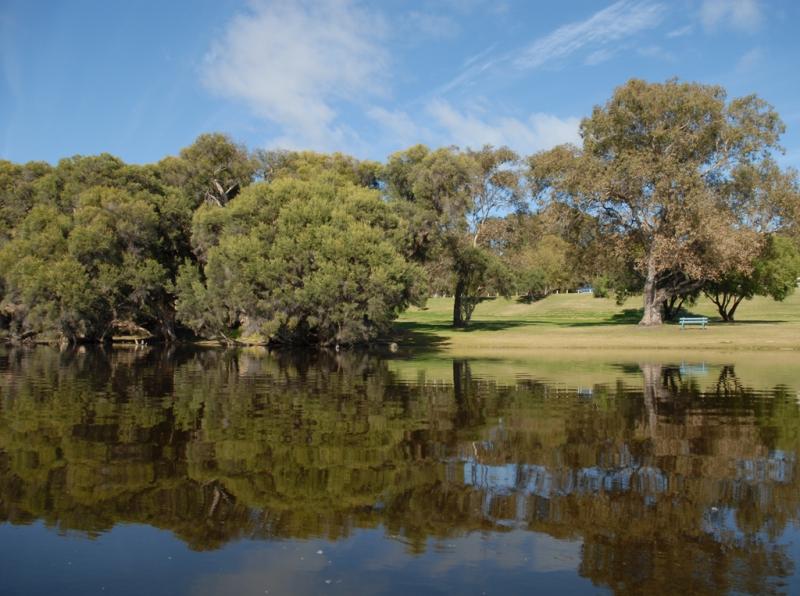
left=1, top=79, right=798, bottom=342
left=176, top=173, right=424, bottom=345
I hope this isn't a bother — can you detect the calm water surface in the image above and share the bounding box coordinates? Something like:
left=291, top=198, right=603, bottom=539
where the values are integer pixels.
left=1, top=346, right=799, bottom=595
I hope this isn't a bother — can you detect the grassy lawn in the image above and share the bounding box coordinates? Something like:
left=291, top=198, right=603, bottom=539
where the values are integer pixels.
left=394, top=292, right=800, bottom=354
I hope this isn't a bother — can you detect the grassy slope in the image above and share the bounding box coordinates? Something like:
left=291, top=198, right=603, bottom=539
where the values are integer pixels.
left=394, top=292, right=800, bottom=354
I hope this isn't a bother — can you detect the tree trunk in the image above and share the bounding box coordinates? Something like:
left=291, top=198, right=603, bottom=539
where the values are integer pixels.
left=158, top=309, right=177, bottom=342
left=707, top=291, right=743, bottom=322
left=727, top=296, right=744, bottom=322
left=453, top=277, right=466, bottom=327
left=639, top=262, right=665, bottom=326
left=716, top=302, right=731, bottom=322
left=662, top=295, right=685, bottom=322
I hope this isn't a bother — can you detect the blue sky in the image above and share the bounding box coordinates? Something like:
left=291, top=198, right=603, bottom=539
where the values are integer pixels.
left=2, top=0, right=799, bottom=167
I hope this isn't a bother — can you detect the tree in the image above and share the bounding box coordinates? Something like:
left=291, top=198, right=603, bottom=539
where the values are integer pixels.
left=0, top=160, right=52, bottom=244
left=0, top=205, right=99, bottom=342
left=253, top=149, right=381, bottom=188
left=0, top=185, right=182, bottom=342
left=704, top=235, right=800, bottom=321
left=530, top=79, right=794, bottom=325
left=175, top=169, right=424, bottom=345
left=0, top=148, right=200, bottom=342
left=661, top=288, right=699, bottom=321
left=159, top=133, right=255, bottom=207
left=383, top=145, right=522, bottom=326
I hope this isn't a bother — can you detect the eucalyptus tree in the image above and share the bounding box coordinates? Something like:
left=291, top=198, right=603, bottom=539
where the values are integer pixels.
left=529, top=78, right=796, bottom=325
left=383, top=144, right=522, bottom=326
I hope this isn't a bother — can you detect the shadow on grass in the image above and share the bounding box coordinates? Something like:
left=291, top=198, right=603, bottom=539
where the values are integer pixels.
left=393, top=307, right=647, bottom=347
left=665, top=307, right=789, bottom=325
left=392, top=301, right=796, bottom=356
left=563, top=309, right=644, bottom=327
left=390, top=322, right=452, bottom=355
left=717, top=319, right=791, bottom=324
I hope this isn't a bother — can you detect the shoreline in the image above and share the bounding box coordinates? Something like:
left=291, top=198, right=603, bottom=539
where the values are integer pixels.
left=3, top=292, right=799, bottom=354
left=3, top=323, right=799, bottom=353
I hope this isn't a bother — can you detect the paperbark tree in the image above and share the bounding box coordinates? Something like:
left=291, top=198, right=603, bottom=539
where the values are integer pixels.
left=529, top=79, right=793, bottom=325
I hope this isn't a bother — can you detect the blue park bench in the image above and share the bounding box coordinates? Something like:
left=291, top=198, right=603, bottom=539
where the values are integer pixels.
left=679, top=316, right=709, bottom=330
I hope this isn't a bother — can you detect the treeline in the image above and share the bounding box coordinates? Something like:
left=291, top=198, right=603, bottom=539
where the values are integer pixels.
left=1, top=78, right=799, bottom=345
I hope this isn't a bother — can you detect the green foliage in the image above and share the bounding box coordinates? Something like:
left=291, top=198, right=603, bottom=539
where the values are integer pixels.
left=0, top=186, right=178, bottom=340
left=592, top=275, right=611, bottom=299
left=451, top=245, right=513, bottom=324
left=0, top=149, right=203, bottom=341
left=517, top=268, right=548, bottom=300
left=0, top=160, right=51, bottom=244
left=704, top=235, right=800, bottom=321
left=176, top=174, right=424, bottom=345
left=253, top=149, right=382, bottom=188
left=159, top=133, right=255, bottom=207
left=383, top=144, right=522, bottom=326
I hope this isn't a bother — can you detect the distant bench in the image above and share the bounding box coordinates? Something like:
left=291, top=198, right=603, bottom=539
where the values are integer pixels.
left=679, top=316, right=709, bottom=330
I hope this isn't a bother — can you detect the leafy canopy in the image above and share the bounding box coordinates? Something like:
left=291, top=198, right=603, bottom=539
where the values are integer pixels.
left=176, top=170, right=424, bottom=345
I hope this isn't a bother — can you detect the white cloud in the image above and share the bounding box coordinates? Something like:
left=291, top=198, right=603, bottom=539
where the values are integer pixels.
left=637, top=45, right=675, bottom=61
left=700, top=0, right=763, bottom=33
left=366, top=106, right=427, bottom=146
left=584, top=47, right=618, bottom=66
left=513, top=0, right=665, bottom=69
left=426, top=99, right=581, bottom=154
left=202, top=0, right=386, bottom=151
left=736, top=47, right=764, bottom=71
left=438, top=1, right=664, bottom=96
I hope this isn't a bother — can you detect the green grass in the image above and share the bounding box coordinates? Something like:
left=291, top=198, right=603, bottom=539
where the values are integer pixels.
left=393, top=292, right=800, bottom=354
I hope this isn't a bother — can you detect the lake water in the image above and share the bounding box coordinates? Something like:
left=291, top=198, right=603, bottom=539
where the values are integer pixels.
left=1, top=346, right=799, bottom=595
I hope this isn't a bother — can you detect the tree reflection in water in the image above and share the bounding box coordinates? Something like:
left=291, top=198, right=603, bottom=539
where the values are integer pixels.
left=0, top=346, right=797, bottom=594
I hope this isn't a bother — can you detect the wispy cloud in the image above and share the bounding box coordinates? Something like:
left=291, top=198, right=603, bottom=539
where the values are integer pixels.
left=667, top=24, right=693, bottom=38
left=202, top=0, right=386, bottom=151
left=366, top=107, right=427, bottom=147
left=462, top=44, right=498, bottom=69
left=513, top=0, right=666, bottom=69
left=439, top=0, right=665, bottom=95
left=700, top=0, right=763, bottom=33
left=584, top=47, right=618, bottom=66
left=426, top=99, right=581, bottom=153
left=436, top=56, right=501, bottom=95
left=637, top=45, right=675, bottom=62
left=736, top=47, right=764, bottom=71
left=366, top=100, right=582, bottom=155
